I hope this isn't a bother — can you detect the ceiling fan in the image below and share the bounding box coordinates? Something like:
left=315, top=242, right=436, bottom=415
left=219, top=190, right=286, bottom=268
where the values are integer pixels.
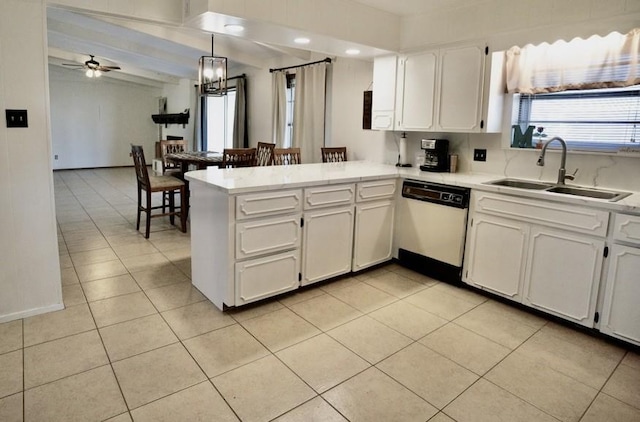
left=62, top=55, right=121, bottom=77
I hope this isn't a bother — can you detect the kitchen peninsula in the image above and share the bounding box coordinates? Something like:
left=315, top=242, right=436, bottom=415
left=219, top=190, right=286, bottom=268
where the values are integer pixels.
left=185, top=161, right=400, bottom=310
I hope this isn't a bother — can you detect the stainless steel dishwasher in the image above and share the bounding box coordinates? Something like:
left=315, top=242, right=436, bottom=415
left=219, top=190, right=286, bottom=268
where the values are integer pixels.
left=395, top=179, right=470, bottom=284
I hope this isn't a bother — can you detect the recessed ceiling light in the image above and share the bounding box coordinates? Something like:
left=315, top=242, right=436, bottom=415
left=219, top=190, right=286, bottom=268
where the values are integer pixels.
left=345, top=49, right=361, bottom=55
left=294, top=37, right=310, bottom=45
left=225, top=24, right=245, bottom=33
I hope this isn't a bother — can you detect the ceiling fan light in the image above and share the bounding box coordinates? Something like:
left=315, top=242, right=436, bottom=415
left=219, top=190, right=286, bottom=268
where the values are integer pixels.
left=86, top=69, right=94, bottom=78
left=94, top=70, right=102, bottom=77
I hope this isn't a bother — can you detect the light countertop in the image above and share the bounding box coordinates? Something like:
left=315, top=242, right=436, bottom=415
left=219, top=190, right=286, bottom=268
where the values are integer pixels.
left=185, top=161, right=640, bottom=214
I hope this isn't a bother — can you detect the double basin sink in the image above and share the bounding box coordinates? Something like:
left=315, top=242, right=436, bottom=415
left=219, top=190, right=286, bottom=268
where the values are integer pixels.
left=485, top=178, right=632, bottom=202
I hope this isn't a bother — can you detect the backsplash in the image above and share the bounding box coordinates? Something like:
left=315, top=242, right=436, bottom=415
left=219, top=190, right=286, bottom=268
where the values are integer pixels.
left=397, top=132, right=640, bottom=192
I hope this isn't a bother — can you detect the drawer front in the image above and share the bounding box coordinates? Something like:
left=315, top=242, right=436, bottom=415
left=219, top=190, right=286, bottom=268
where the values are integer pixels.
left=613, top=213, right=640, bottom=245
left=473, top=191, right=609, bottom=237
left=235, top=214, right=301, bottom=259
left=304, top=184, right=355, bottom=210
left=236, top=189, right=302, bottom=220
left=235, top=250, right=300, bottom=305
left=356, top=179, right=397, bottom=202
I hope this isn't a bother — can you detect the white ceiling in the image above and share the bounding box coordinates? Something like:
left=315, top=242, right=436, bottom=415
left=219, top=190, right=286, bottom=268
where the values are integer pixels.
left=350, top=0, right=477, bottom=16
left=47, top=1, right=467, bottom=85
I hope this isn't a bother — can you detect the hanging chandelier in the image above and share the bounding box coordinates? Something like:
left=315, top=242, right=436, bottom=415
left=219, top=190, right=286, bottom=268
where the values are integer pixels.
left=198, top=34, right=227, bottom=96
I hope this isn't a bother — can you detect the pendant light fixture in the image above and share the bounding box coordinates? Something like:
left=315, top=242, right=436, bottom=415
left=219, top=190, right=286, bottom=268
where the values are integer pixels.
left=198, top=34, right=227, bottom=96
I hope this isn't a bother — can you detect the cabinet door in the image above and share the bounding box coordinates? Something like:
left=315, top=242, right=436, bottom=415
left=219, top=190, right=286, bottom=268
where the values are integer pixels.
left=464, top=214, right=529, bottom=301
left=396, top=51, right=437, bottom=131
left=302, top=206, right=354, bottom=286
left=353, top=200, right=394, bottom=271
left=436, top=45, right=485, bottom=132
left=523, top=227, right=604, bottom=327
left=235, top=250, right=300, bottom=306
left=372, top=55, right=397, bottom=130
left=600, top=244, right=640, bottom=346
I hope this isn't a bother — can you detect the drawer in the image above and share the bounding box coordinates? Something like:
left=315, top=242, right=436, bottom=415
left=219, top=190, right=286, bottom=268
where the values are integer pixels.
left=304, top=184, right=355, bottom=209
left=356, top=179, right=397, bottom=202
left=613, top=213, right=640, bottom=245
left=235, top=214, right=301, bottom=259
left=236, top=189, right=302, bottom=220
left=473, top=191, right=609, bottom=237
left=235, top=250, right=300, bottom=305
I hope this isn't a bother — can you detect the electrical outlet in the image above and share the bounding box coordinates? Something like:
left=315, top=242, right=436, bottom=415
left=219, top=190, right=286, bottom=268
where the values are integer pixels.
left=54, top=155, right=58, bottom=160
left=473, top=149, right=487, bottom=162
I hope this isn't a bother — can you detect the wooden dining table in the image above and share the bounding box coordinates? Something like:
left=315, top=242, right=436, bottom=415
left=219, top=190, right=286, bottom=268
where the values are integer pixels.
left=164, top=151, right=223, bottom=175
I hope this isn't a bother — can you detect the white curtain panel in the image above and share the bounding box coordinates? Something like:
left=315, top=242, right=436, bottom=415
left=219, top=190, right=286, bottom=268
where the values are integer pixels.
left=506, top=28, right=640, bottom=94
left=293, top=62, right=327, bottom=163
left=271, top=71, right=287, bottom=146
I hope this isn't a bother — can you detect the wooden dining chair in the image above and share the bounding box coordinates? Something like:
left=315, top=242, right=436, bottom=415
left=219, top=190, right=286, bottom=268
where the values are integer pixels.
left=221, top=148, right=257, bottom=168
left=160, top=139, right=187, bottom=177
left=256, top=142, right=276, bottom=166
left=131, top=145, right=187, bottom=238
left=272, top=148, right=302, bottom=165
left=321, top=147, right=347, bottom=163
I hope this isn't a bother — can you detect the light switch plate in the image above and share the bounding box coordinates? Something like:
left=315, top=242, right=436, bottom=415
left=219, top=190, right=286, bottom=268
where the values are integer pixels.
left=473, top=149, right=487, bottom=162
left=6, top=109, right=28, bottom=128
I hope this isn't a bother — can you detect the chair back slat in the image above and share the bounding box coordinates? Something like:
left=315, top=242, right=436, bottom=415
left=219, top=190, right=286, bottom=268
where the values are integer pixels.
left=256, top=142, right=276, bottom=166
left=131, top=145, right=150, bottom=188
left=273, top=148, right=301, bottom=165
left=221, top=148, right=257, bottom=168
left=160, top=139, right=187, bottom=172
left=321, top=147, right=347, bottom=163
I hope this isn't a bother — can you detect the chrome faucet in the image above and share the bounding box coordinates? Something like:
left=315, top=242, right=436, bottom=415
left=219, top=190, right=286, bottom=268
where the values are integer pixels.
left=536, top=136, right=575, bottom=185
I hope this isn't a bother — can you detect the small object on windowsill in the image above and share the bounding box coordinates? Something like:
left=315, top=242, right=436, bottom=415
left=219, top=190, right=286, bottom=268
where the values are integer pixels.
left=533, top=126, right=546, bottom=149
left=396, top=163, right=412, bottom=167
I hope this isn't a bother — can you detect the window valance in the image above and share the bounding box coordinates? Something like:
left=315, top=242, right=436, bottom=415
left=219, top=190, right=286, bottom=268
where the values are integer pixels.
left=506, top=28, right=640, bottom=94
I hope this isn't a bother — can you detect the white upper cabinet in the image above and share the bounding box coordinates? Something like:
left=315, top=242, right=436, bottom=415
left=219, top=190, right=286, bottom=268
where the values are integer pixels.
left=371, top=55, right=398, bottom=130
left=372, top=42, right=504, bottom=133
left=396, top=50, right=438, bottom=131
left=436, top=45, right=485, bottom=132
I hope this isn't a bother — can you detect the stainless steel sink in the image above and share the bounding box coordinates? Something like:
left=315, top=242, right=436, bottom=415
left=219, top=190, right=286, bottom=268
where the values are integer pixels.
left=546, top=186, right=631, bottom=201
left=485, top=179, right=553, bottom=190
left=484, top=178, right=632, bottom=202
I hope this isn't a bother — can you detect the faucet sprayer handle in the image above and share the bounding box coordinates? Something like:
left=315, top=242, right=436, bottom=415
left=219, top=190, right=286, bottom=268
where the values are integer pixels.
left=565, top=168, right=579, bottom=181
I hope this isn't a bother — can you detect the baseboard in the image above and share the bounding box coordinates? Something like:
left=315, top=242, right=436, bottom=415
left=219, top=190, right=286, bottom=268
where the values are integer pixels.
left=0, top=303, right=64, bottom=323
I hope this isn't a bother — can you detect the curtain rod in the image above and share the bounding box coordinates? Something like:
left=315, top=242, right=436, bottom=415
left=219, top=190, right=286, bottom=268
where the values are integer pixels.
left=269, top=57, right=332, bottom=73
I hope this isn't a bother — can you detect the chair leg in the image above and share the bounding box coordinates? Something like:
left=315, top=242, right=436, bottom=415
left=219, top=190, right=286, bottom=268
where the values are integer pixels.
left=179, top=186, right=187, bottom=233
left=136, top=186, right=142, bottom=231
left=168, top=190, right=175, bottom=226
left=145, top=190, right=152, bottom=239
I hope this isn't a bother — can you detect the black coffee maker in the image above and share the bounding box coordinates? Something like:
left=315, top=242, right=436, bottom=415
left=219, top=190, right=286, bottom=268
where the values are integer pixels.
left=419, top=139, right=449, bottom=172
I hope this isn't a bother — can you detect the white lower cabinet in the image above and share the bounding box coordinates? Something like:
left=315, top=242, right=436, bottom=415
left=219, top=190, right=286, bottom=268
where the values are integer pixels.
left=353, top=199, right=395, bottom=271
left=465, top=214, right=529, bottom=301
left=235, top=250, right=300, bottom=306
left=463, top=191, right=608, bottom=329
left=523, top=227, right=604, bottom=327
left=302, top=206, right=355, bottom=286
left=600, top=244, right=640, bottom=345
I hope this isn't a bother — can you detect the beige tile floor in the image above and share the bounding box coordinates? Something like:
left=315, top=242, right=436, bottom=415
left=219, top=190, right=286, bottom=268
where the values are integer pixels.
left=1, top=167, right=639, bottom=422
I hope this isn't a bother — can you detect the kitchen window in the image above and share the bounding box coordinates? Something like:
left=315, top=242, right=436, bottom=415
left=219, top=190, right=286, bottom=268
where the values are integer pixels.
left=515, top=86, right=640, bottom=152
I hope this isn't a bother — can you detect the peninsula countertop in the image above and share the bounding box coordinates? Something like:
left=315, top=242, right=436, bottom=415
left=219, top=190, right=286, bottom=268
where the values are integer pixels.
left=184, top=161, right=640, bottom=213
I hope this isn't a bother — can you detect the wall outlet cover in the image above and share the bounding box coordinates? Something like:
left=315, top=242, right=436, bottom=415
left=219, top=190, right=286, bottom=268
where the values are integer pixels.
left=474, top=149, right=487, bottom=162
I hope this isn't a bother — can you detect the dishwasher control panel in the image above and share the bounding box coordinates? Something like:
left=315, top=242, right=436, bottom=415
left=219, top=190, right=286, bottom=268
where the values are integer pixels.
left=401, top=180, right=470, bottom=209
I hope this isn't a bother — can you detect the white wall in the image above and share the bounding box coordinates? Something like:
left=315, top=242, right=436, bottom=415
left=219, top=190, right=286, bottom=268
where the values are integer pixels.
left=49, top=65, right=161, bottom=168
left=0, top=0, right=62, bottom=322
left=238, top=55, right=395, bottom=164
left=394, top=0, right=640, bottom=191
left=161, top=78, right=198, bottom=149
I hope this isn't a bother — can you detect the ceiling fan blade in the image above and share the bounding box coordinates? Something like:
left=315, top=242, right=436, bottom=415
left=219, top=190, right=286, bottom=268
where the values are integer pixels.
left=62, top=63, right=85, bottom=68
left=99, top=66, right=121, bottom=71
